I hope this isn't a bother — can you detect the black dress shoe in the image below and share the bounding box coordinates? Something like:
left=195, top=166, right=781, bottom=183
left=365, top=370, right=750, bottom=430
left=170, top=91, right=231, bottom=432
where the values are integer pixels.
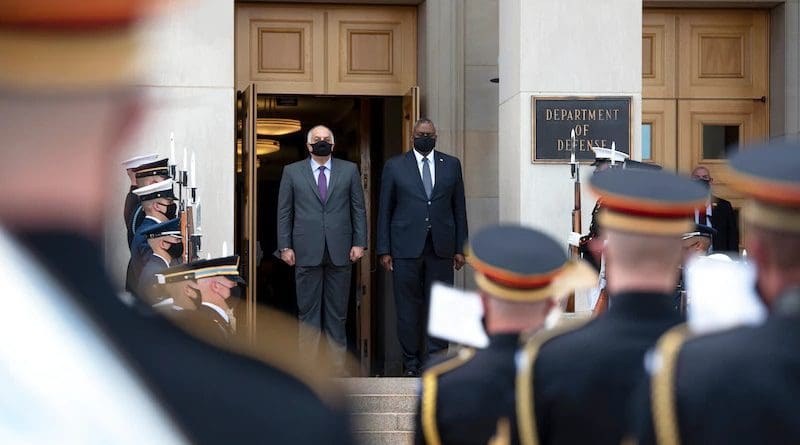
left=404, top=368, right=420, bottom=377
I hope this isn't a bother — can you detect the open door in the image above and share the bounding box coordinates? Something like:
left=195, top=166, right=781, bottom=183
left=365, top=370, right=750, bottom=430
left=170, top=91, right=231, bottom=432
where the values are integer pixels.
left=236, top=84, right=258, bottom=342
left=402, top=86, right=420, bottom=152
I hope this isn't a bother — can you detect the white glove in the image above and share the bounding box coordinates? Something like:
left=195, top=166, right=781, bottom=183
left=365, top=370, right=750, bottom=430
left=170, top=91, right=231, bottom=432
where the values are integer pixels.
left=568, top=232, right=583, bottom=247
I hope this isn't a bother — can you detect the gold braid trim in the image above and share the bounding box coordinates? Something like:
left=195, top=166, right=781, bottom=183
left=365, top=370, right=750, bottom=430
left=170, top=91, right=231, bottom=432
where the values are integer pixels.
left=516, top=319, right=590, bottom=445
left=421, top=348, right=477, bottom=445
left=651, top=324, right=691, bottom=445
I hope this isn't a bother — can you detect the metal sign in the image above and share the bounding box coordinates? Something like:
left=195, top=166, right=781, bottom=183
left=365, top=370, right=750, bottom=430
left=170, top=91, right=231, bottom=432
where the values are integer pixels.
left=531, top=96, right=631, bottom=163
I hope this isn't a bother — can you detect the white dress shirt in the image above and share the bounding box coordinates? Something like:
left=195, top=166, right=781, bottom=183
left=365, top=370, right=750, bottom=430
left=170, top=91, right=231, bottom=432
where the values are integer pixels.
left=694, top=202, right=713, bottom=227
left=310, top=157, right=332, bottom=188
left=413, top=149, right=436, bottom=188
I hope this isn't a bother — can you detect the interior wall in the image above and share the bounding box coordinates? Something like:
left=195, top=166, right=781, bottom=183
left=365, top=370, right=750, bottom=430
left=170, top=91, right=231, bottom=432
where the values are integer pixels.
left=105, top=0, right=235, bottom=286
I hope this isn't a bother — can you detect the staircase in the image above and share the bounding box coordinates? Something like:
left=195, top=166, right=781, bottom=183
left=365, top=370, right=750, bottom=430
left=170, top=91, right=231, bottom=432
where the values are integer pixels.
left=341, top=377, right=420, bottom=445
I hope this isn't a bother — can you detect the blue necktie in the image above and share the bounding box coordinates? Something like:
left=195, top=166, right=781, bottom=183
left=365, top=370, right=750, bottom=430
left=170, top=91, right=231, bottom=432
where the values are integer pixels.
left=422, top=158, right=432, bottom=199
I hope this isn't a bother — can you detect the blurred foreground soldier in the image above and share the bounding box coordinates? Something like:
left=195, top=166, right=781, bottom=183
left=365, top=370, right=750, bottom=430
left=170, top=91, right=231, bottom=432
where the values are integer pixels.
left=157, top=255, right=246, bottom=341
left=122, top=153, right=158, bottom=245
left=126, top=178, right=177, bottom=292
left=0, top=3, right=354, bottom=443
left=516, top=168, right=707, bottom=445
left=136, top=217, right=183, bottom=302
left=415, top=225, right=596, bottom=445
left=629, top=141, right=800, bottom=444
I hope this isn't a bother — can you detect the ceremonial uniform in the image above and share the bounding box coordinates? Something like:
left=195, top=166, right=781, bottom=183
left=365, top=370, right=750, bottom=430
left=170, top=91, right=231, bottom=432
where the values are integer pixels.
left=126, top=179, right=177, bottom=293
left=122, top=153, right=159, bottom=246
left=628, top=140, right=800, bottom=445
left=416, top=225, right=596, bottom=445
left=517, top=168, right=706, bottom=445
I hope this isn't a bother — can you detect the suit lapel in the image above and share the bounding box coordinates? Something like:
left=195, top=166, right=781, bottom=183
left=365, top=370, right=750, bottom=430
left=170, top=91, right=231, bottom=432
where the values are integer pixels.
left=405, top=150, right=428, bottom=198
left=430, top=152, right=446, bottom=199
left=327, top=158, right=340, bottom=200
left=302, top=159, right=323, bottom=202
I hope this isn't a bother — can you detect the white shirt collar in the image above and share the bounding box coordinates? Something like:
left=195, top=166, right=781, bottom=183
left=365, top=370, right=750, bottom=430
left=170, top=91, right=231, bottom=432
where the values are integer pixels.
left=413, top=149, right=435, bottom=163
left=310, top=157, right=332, bottom=171
left=152, top=253, right=170, bottom=267
left=202, top=301, right=229, bottom=323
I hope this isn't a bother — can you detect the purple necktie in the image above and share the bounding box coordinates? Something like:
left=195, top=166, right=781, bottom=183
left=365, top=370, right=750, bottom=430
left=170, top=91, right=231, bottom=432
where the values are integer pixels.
left=318, top=166, right=328, bottom=204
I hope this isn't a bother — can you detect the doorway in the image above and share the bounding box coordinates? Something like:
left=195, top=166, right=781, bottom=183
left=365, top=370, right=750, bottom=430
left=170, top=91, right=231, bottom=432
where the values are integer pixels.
left=236, top=92, right=411, bottom=375
left=642, top=9, right=770, bottom=250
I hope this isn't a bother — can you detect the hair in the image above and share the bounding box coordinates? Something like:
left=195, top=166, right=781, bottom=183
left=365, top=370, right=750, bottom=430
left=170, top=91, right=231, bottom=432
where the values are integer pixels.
left=749, top=224, right=800, bottom=270
left=306, top=125, right=335, bottom=144
left=691, top=165, right=710, bottom=176
left=605, top=230, right=684, bottom=274
left=412, top=118, right=436, bottom=133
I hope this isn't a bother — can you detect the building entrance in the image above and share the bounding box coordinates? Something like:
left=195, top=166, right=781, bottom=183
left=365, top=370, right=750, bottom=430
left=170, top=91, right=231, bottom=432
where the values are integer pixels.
left=642, top=9, right=770, bottom=215
left=235, top=90, right=419, bottom=376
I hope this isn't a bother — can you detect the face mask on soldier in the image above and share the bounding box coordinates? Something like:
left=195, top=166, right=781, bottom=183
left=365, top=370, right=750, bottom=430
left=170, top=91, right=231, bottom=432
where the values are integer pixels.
left=165, top=240, right=184, bottom=260
left=413, top=135, right=436, bottom=154
left=165, top=202, right=178, bottom=219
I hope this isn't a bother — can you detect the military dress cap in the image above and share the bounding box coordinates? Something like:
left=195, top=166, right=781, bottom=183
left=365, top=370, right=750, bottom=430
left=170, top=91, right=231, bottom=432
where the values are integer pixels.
left=467, top=224, right=597, bottom=302
left=0, top=1, right=163, bottom=91
left=140, top=217, right=181, bottom=240
left=156, top=255, right=246, bottom=285
left=122, top=153, right=159, bottom=170
left=727, top=140, right=800, bottom=233
left=134, top=158, right=171, bottom=179
left=132, top=178, right=176, bottom=202
left=591, top=146, right=629, bottom=166
left=682, top=223, right=718, bottom=241
left=623, top=159, right=663, bottom=171
left=590, top=169, right=708, bottom=236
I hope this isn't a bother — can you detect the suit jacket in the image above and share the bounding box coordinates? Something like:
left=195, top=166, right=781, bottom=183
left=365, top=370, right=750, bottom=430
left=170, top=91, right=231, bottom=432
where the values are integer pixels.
left=276, top=157, right=367, bottom=267
left=524, top=292, right=682, bottom=445
left=415, top=335, right=521, bottom=445
left=630, top=290, right=800, bottom=445
left=18, top=231, right=356, bottom=445
left=710, top=196, right=739, bottom=252
left=377, top=150, right=468, bottom=259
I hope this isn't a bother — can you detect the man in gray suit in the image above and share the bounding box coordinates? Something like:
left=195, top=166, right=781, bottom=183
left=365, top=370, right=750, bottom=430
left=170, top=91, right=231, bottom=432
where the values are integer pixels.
left=277, top=125, right=367, bottom=371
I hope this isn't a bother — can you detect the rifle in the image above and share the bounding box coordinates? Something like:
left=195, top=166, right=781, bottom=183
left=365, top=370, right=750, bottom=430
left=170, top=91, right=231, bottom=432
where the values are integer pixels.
left=172, top=143, right=202, bottom=264
left=566, top=130, right=581, bottom=312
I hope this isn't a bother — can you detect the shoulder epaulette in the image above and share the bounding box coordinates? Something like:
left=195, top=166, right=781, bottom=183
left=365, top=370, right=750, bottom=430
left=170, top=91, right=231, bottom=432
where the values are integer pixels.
left=420, top=347, right=476, bottom=445
left=516, top=318, right=590, bottom=445
left=650, top=323, right=691, bottom=445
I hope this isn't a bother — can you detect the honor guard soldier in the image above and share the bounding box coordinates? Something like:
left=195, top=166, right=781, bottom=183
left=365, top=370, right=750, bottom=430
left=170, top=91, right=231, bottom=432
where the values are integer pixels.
left=129, top=158, right=172, bottom=237
left=627, top=140, right=800, bottom=445
left=136, top=217, right=183, bottom=302
left=516, top=168, right=707, bottom=445
left=415, top=224, right=596, bottom=445
left=126, top=178, right=177, bottom=292
left=121, top=153, right=159, bottom=245
left=0, top=2, right=355, bottom=443
left=157, top=255, right=245, bottom=342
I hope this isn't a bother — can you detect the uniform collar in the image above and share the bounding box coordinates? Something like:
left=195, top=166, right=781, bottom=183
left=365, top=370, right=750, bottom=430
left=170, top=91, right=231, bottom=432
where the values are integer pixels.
left=773, top=287, right=800, bottom=319
left=202, top=301, right=229, bottom=323
left=488, top=333, right=521, bottom=348
left=607, top=291, right=681, bottom=320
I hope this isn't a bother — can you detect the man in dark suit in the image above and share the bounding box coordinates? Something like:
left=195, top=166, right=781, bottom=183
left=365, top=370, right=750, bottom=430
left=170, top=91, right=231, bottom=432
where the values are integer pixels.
left=377, top=118, right=468, bottom=376
left=0, top=6, right=355, bottom=443
left=515, top=168, right=707, bottom=445
left=627, top=141, right=800, bottom=445
left=276, top=125, right=367, bottom=371
left=415, top=224, right=595, bottom=445
left=691, top=165, right=739, bottom=252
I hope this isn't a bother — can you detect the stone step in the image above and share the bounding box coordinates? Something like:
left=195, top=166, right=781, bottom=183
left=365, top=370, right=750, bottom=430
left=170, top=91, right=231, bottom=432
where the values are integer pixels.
left=352, top=413, right=416, bottom=432
left=355, top=431, right=414, bottom=445
left=347, top=394, right=418, bottom=414
left=338, top=377, right=420, bottom=395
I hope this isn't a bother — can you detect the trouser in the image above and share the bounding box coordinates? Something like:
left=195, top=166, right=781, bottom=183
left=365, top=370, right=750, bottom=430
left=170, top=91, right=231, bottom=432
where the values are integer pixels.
left=295, top=247, right=351, bottom=370
left=392, top=234, right=451, bottom=371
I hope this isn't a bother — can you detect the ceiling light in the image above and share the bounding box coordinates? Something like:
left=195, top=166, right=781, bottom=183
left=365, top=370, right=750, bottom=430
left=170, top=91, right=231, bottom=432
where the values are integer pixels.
left=257, top=118, right=301, bottom=136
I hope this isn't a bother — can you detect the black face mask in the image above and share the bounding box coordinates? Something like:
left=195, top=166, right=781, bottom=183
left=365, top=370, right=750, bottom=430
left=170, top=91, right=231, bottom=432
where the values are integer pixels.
left=166, top=241, right=184, bottom=260
left=230, top=285, right=243, bottom=299
left=694, top=178, right=711, bottom=191
left=165, top=202, right=178, bottom=220
left=311, top=141, right=333, bottom=157
left=413, top=136, right=436, bottom=154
